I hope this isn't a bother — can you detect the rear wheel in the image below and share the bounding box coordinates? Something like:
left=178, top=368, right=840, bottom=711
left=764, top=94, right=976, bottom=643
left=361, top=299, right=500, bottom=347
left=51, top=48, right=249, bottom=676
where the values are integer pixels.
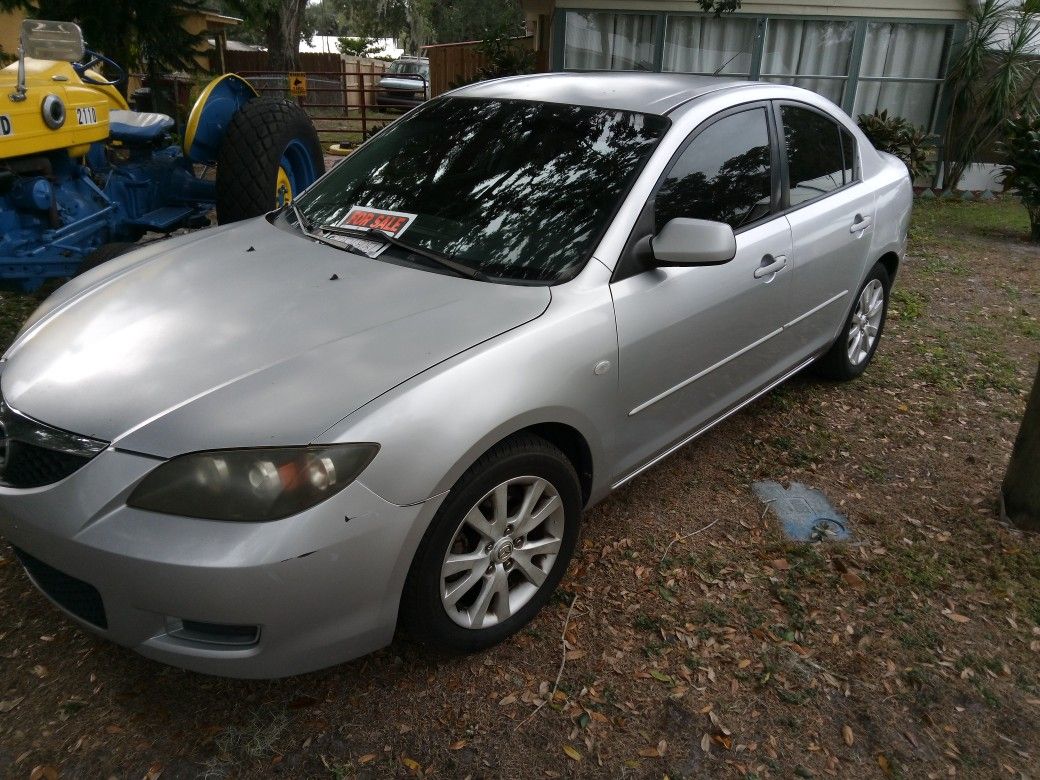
left=814, top=262, right=891, bottom=380
left=215, top=97, right=324, bottom=225
left=400, top=434, right=582, bottom=654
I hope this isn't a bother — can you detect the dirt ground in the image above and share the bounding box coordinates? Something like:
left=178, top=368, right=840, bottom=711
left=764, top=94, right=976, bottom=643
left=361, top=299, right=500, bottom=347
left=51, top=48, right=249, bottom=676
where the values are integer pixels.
left=0, top=198, right=1038, bottom=779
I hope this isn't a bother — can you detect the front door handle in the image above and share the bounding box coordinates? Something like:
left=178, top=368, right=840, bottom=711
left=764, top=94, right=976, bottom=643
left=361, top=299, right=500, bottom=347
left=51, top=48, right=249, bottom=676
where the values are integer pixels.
left=850, top=214, right=872, bottom=233
left=754, top=254, right=787, bottom=279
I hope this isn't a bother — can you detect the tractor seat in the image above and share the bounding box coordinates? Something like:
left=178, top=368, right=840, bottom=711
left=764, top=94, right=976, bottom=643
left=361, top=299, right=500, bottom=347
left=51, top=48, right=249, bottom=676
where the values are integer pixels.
left=108, top=110, right=175, bottom=144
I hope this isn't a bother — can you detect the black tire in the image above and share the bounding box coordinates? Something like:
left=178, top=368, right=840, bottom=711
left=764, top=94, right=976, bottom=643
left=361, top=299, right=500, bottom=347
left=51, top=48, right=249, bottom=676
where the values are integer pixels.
left=214, top=97, right=324, bottom=225
left=77, top=241, right=136, bottom=275
left=814, top=262, right=891, bottom=381
left=399, top=434, right=583, bottom=654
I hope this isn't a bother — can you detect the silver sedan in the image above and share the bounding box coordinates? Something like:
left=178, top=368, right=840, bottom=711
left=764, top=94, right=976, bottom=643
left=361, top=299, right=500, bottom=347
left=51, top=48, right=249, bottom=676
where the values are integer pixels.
left=0, top=73, right=911, bottom=678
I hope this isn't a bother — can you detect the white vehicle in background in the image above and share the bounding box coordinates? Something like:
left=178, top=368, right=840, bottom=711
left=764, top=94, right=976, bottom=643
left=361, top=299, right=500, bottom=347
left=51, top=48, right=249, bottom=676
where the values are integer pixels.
left=375, top=56, right=430, bottom=108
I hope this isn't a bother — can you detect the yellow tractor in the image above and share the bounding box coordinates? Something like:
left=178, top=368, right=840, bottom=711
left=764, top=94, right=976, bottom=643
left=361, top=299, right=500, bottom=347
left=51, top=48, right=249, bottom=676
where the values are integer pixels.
left=0, top=19, right=325, bottom=290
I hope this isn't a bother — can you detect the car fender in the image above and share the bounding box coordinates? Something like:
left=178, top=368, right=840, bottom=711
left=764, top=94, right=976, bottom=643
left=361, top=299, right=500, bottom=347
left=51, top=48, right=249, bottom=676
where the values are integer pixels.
left=318, top=259, right=620, bottom=509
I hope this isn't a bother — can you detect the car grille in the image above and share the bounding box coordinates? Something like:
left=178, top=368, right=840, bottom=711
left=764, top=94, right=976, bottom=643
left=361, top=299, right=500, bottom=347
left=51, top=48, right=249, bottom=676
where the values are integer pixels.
left=12, top=546, right=108, bottom=629
left=1, top=441, right=94, bottom=488
left=0, top=400, right=108, bottom=488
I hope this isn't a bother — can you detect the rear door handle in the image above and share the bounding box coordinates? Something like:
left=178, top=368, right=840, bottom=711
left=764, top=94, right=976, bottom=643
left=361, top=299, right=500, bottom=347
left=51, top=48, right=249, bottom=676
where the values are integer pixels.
left=754, top=254, right=787, bottom=279
left=850, top=214, right=872, bottom=233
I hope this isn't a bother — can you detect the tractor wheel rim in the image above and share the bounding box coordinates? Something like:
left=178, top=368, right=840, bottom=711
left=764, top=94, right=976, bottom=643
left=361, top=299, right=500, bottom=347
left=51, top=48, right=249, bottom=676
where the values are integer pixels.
left=277, top=138, right=316, bottom=207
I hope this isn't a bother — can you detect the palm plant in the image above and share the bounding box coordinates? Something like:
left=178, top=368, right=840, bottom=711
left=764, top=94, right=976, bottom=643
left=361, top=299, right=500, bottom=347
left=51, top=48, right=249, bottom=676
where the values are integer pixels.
left=940, top=0, right=1040, bottom=190
left=999, top=113, right=1040, bottom=242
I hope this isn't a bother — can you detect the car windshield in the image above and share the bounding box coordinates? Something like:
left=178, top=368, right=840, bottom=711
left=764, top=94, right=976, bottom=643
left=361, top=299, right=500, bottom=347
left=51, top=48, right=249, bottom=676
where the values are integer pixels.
left=389, top=60, right=426, bottom=75
left=294, top=97, right=669, bottom=283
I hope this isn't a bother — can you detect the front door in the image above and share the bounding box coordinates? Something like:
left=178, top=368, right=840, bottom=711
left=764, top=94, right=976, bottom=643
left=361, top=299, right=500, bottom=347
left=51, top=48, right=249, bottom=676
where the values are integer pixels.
left=610, top=104, right=797, bottom=482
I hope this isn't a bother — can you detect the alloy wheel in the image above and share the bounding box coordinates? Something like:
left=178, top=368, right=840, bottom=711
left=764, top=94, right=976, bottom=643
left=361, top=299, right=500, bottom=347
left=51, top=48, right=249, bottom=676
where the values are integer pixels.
left=847, top=279, right=885, bottom=366
left=440, top=475, right=565, bottom=629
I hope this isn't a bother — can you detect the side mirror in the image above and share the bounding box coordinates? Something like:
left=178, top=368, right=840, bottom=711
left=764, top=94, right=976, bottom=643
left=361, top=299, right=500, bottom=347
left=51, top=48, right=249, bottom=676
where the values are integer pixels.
left=21, top=19, right=85, bottom=61
left=651, top=218, right=736, bottom=266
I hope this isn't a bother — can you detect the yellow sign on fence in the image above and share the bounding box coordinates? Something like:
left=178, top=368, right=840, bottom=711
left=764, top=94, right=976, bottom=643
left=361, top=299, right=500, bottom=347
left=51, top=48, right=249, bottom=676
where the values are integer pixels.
left=288, top=72, right=307, bottom=97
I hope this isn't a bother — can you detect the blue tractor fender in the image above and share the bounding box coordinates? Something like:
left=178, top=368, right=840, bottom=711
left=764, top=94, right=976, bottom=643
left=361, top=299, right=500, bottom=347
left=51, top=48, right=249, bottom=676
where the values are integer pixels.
left=183, top=73, right=258, bottom=165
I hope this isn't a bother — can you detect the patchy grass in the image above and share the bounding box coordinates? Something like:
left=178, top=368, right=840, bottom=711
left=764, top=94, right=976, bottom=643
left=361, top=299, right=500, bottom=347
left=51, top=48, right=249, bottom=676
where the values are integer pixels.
left=0, top=197, right=1038, bottom=778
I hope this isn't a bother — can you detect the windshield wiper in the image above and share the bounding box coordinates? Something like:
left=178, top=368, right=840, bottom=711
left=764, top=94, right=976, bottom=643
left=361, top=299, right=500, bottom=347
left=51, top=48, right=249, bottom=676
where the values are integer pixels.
left=319, top=224, right=489, bottom=282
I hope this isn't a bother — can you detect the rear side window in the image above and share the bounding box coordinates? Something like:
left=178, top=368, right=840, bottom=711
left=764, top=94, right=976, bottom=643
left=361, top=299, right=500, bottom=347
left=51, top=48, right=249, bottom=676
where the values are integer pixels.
left=781, top=105, right=855, bottom=206
left=655, top=107, right=773, bottom=230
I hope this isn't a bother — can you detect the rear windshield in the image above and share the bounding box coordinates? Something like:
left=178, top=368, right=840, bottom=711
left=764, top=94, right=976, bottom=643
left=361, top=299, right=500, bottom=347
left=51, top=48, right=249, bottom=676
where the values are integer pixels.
left=295, top=97, right=669, bottom=283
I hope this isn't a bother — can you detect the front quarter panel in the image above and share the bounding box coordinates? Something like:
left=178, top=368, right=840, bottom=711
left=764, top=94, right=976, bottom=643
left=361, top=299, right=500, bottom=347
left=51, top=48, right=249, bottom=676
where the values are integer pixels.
left=319, top=259, right=619, bottom=508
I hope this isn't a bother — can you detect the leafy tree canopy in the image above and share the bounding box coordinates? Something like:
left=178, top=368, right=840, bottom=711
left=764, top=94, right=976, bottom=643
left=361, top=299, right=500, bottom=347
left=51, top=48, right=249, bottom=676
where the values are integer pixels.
left=0, top=0, right=206, bottom=77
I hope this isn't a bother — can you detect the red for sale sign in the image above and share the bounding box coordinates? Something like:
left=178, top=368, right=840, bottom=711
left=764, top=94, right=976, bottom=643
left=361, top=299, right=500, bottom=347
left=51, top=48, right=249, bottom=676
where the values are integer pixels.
left=339, top=206, right=417, bottom=238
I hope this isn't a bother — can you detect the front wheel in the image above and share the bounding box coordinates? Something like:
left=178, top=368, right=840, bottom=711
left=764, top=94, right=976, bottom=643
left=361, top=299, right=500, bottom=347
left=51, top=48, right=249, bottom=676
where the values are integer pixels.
left=215, top=97, right=324, bottom=225
left=399, top=435, right=582, bottom=654
left=814, top=262, right=891, bottom=380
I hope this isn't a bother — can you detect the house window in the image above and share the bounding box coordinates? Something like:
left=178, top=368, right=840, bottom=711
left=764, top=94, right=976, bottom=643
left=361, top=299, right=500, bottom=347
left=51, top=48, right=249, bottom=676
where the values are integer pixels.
left=662, top=16, right=757, bottom=76
left=563, top=11, right=656, bottom=71
left=761, top=20, right=855, bottom=106
left=556, top=12, right=956, bottom=133
left=853, top=22, right=952, bottom=131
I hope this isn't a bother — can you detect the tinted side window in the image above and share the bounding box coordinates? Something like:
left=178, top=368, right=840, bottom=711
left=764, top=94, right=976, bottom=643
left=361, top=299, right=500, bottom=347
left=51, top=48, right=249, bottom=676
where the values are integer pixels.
left=655, top=108, right=773, bottom=231
left=781, top=105, right=846, bottom=206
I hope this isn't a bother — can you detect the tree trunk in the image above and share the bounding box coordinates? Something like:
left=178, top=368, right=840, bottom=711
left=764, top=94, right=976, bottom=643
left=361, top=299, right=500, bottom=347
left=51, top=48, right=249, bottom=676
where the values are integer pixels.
left=265, top=0, right=308, bottom=72
left=1002, top=358, right=1040, bottom=531
left=1028, top=202, right=1040, bottom=244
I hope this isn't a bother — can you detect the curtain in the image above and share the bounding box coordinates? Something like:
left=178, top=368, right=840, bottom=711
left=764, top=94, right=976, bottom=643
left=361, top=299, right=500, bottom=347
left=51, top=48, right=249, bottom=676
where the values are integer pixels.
left=854, top=23, right=950, bottom=129
left=853, top=81, right=940, bottom=129
left=761, top=20, right=853, bottom=105
left=564, top=12, right=656, bottom=71
left=762, top=20, right=853, bottom=76
left=860, top=22, right=947, bottom=79
left=662, top=16, right=757, bottom=75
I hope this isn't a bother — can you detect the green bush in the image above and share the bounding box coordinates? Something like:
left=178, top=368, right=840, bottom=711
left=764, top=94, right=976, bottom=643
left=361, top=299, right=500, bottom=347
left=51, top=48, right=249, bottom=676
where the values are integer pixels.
left=857, top=109, right=931, bottom=182
left=999, top=113, right=1040, bottom=242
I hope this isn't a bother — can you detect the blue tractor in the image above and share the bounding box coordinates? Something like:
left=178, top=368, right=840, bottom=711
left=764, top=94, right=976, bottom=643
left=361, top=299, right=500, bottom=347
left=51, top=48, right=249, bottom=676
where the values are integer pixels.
left=0, top=20, right=325, bottom=291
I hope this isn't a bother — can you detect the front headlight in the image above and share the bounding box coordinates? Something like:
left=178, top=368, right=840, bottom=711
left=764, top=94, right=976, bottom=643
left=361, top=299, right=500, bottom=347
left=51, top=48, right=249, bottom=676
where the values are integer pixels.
left=127, top=444, right=379, bottom=521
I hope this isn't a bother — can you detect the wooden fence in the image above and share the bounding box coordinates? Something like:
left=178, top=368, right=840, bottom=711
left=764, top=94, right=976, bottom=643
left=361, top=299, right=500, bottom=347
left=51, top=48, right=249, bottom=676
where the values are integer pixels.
left=424, top=36, right=535, bottom=97
left=216, top=50, right=389, bottom=112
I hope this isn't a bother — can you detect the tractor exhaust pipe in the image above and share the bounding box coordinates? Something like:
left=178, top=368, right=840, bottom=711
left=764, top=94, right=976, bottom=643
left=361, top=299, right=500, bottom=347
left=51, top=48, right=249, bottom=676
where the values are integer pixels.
left=10, top=43, right=27, bottom=102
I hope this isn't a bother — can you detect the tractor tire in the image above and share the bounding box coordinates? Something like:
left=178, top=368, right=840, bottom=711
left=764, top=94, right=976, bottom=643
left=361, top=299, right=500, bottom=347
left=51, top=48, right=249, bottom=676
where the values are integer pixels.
left=215, top=97, right=324, bottom=225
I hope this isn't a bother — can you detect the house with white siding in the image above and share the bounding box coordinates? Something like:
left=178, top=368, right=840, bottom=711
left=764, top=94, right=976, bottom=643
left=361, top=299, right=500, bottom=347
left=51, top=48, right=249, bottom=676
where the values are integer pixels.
left=520, top=0, right=968, bottom=136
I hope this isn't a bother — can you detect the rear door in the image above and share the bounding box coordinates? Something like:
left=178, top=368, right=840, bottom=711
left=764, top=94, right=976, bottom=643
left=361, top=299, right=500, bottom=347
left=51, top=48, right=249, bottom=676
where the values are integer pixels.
left=776, top=102, right=877, bottom=357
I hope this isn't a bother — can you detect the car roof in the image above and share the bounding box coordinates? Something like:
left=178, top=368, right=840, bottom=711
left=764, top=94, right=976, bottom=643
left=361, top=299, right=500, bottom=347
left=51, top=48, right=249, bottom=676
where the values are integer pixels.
left=447, top=72, right=759, bottom=115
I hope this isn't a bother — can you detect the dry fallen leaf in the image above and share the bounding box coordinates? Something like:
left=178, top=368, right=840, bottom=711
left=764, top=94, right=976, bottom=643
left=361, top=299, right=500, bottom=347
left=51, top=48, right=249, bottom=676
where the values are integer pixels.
left=563, top=744, right=582, bottom=761
left=944, top=612, right=971, bottom=623
left=842, top=571, right=866, bottom=589
left=638, top=746, right=661, bottom=758
left=401, top=756, right=421, bottom=773
left=144, top=762, right=163, bottom=780
left=358, top=753, right=377, bottom=765
left=498, top=694, right=517, bottom=706
left=448, top=740, right=466, bottom=750
left=843, top=725, right=854, bottom=746
left=771, top=558, right=790, bottom=571
left=0, top=696, right=24, bottom=714
left=700, top=732, right=712, bottom=753
left=877, top=753, right=892, bottom=777
left=29, top=767, right=58, bottom=780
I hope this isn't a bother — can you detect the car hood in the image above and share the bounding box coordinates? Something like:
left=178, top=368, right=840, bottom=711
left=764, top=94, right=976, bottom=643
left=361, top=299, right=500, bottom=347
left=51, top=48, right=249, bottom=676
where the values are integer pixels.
left=1, top=219, right=550, bottom=458
left=380, top=76, right=426, bottom=90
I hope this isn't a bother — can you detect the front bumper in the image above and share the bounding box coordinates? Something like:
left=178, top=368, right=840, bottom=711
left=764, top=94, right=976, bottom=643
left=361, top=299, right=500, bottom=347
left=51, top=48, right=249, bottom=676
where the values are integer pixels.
left=0, top=447, right=444, bottom=678
left=375, top=89, right=425, bottom=107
